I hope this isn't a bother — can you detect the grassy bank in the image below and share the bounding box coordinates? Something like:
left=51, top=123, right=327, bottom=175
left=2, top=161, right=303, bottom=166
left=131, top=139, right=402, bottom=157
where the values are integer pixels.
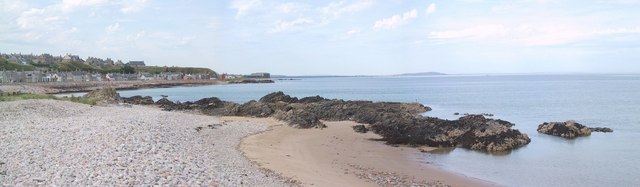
left=0, top=91, right=96, bottom=105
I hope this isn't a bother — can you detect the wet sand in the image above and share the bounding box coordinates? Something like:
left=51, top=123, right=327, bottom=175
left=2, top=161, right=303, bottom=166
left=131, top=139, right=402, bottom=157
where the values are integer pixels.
left=239, top=118, right=498, bottom=187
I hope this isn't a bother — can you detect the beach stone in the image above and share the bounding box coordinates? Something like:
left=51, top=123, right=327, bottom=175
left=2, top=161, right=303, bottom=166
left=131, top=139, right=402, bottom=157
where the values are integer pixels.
left=352, top=125, right=368, bottom=133
left=0, top=100, right=290, bottom=186
left=537, top=120, right=592, bottom=138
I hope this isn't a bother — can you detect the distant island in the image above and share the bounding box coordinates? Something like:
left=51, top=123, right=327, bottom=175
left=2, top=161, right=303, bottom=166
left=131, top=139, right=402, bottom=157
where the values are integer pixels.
left=271, top=72, right=447, bottom=78
left=394, top=72, right=447, bottom=76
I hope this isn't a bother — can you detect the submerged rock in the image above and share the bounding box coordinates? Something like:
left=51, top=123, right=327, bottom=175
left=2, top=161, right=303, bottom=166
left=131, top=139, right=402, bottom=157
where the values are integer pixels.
left=589, top=127, right=613, bottom=133
left=537, top=120, right=592, bottom=138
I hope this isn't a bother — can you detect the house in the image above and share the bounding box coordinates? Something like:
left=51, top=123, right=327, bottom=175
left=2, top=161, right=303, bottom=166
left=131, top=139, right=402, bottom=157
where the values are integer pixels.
left=127, top=61, right=146, bottom=67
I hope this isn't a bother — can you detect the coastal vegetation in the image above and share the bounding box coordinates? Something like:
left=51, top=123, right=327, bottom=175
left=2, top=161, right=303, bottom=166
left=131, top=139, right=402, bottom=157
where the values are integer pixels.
left=135, top=66, right=216, bottom=75
left=0, top=91, right=96, bottom=105
left=0, top=57, right=35, bottom=71
left=1, top=54, right=216, bottom=76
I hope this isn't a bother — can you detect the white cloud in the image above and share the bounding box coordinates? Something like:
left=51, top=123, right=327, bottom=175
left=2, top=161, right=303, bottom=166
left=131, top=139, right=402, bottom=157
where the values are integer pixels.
left=321, top=0, right=373, bottom=17
left=230, top=0, right=261, bottom=17
left=207, top=17, right=220, bottom=29
left=106, top=23, right=121, bottom=33
left=61, top=0, right=107, bottom=12
left=373, top=9, right=418, bottom=30
left=16, top=8, right=67, bottom=30
left=278, top=2, right=305, bottom=13
left=428, top=24, right=640, bottom=46
left=346, top=29, right=360, bottom=35
left=270, top=18, right=314, bottom=33
left=121, top=0, right=149, bottom=14
left=426, top=3, right=436, bottom=15
left=330, top=28, right=362, bottom=41
left=429, top=24, right=509, bottom=40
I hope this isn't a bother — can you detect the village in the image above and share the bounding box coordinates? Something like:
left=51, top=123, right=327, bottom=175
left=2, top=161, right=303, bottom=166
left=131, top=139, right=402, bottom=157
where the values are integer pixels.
left=0, top=53, right=270, bottom=83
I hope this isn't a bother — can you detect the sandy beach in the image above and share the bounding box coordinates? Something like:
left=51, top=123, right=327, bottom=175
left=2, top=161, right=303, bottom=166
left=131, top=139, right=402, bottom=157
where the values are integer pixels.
left=240, top=119, right=497, bottom=187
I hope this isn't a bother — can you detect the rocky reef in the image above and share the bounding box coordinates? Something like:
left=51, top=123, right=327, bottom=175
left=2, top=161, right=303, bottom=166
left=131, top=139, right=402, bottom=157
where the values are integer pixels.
left=121, top=91, right=531, bottom=152
left=537, top=120, right=613, bottom=139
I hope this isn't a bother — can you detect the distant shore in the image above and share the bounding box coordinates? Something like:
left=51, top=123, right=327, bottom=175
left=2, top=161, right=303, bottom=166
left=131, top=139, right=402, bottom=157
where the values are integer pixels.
left=0, top=78, right=274, bottom=94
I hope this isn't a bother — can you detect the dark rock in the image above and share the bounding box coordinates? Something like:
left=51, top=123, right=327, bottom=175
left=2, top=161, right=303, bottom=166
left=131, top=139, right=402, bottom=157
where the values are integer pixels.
left=352, top=125, right=368, bottom=133
left=144, top=91, right=530, bottom=152
left=273, top=109, right=325, bottom=128
left=194, top=97, right=225, bottom=109
left=155, top=98, right=174, bottom=106
left=235, top=100, right=274, bottom=117
left=589, top=127, right=613, bottom=133
left=537, top=120, right=591, bottom=138
left=454, top=112, right=460, bottom=115
left=228, top=79, right=274, bottom=84
left=298, top=95, right=329, bottom=103
left=122, top=95, right=154, bottom=105
left=259, top=91, right=299, bottom=103
left=456, top=115, right=530, bottom=151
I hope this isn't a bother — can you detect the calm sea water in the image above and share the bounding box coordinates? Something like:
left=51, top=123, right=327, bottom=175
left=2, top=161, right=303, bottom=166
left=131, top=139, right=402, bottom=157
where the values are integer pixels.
left=61, top=74, right=640, bottom=186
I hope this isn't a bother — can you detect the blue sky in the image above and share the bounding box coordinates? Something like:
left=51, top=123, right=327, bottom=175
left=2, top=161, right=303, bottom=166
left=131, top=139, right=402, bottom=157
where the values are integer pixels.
left=1, top=0, right=640, bottom=75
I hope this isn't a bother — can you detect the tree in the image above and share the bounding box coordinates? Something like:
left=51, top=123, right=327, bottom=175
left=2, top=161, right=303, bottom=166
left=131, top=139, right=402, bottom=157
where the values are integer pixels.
left=122, top=65, right=135, bottom=74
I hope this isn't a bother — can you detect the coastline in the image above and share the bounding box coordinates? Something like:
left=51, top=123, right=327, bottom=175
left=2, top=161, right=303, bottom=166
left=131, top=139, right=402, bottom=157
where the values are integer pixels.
left=239, top=119, right=498, bottom=187
left=0, top=100, right=291, bottom=186
left=0, top=98, right=499, bottom=186
left=0, top=79, right=274, bottom=94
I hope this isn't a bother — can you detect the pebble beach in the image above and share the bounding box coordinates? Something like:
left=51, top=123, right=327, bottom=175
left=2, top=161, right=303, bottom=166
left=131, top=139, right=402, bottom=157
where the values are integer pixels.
left=0, top=99, right=290, bottom=186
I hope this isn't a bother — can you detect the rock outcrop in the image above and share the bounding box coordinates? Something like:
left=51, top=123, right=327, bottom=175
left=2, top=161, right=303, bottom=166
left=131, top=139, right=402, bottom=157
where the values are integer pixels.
left=227, top=79, right=274, bottom=84
left=122, top=95, right=154, bottom=105
left=352, top=125, right=368, bottom=133
left=538, top=120, right=613, bottom=138
left=129, top=92, right=530, bottom=152
left=83, top=87, right=120, bottom=105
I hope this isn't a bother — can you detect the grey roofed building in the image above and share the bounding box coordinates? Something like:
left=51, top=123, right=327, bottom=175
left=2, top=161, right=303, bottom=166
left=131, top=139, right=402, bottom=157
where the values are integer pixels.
left=247, top=72, right=270, bottom=78
left=127, top=61, right=146, bottom=67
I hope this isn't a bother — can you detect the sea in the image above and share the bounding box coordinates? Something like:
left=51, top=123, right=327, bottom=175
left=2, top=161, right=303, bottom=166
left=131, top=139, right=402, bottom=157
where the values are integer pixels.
left=58, top=74, right=640, bottom=187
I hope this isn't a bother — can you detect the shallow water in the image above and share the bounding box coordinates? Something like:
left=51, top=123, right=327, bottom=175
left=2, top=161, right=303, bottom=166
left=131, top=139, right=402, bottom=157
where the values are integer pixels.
left=58, top=74, right=640, bottom=186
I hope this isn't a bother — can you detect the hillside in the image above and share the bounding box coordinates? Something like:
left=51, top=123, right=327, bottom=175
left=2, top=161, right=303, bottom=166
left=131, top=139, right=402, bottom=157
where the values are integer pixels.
left=0, top=57, right=35, bottom=71
left=134, top=66, right=217, bottom=75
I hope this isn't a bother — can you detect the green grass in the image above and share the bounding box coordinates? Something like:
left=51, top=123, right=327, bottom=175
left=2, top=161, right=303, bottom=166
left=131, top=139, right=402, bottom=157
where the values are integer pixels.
left=0, top=92, right=97, bottom=105
left=0, top=57, right=35, bottom=71
left=135, top=66, right=217, bottom=75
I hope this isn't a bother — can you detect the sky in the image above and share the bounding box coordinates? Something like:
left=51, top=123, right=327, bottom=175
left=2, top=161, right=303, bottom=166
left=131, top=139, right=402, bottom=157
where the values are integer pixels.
left=1, top=0, right=640, bottom=75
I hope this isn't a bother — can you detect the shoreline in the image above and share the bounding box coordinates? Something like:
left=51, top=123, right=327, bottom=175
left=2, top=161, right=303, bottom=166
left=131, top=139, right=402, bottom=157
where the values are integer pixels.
left=239, top=119, right=498, bottom=187
left=1, top=98, right=499, bottom=186
left=0, top=79, right=275, bottom=94
left=0, top=100, right=290, bottom=186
